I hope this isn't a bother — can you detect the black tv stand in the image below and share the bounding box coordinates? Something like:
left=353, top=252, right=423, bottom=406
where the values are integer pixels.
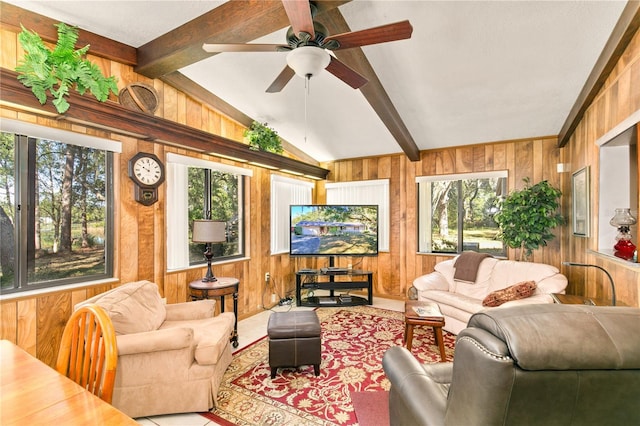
left=295, top=269, right=373, bottom=307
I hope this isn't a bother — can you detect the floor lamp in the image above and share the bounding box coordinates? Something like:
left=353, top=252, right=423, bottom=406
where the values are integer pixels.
left=192, top=220, right=226, bottom=282
left=562, top=261, right=616, bottom=306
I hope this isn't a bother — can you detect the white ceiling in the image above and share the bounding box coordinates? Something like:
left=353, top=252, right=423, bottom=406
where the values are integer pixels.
left=4, top=0, right=628, bottom=162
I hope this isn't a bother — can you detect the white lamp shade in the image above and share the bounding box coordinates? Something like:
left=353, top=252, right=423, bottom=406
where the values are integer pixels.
left=192, top=220, right=226, bottom=243
left=286, top=46, right=331, bottom=78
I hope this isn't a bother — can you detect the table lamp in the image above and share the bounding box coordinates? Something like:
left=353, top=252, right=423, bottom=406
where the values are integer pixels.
left=562, top=261, right=616, bottom=306
left=192, top=220, right=226, bottom=282
left=610, top=208, right=637, bottom=260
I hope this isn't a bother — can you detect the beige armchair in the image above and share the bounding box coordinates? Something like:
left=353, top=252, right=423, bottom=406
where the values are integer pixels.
left=78, top=280, right=234, bottom=418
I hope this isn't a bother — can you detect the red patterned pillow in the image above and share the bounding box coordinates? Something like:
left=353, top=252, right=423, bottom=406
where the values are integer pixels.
left=482, top=281, right=537, bottom=307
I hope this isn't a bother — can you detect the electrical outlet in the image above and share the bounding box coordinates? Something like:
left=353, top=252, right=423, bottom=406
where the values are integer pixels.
left=271, top=294, right=277, bottom=303
left=265, top=272, right=270, bottom=282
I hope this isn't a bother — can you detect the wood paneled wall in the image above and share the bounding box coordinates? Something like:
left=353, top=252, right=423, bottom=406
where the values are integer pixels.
left=560, top=24, right=640, bottom=308
left=314, top=137, right=563, bottom=301
left=2, top=16, right=640, bottom=369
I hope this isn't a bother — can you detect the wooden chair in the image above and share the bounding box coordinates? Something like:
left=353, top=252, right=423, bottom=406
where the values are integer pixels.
left=56, top=303, right=118, bottom=404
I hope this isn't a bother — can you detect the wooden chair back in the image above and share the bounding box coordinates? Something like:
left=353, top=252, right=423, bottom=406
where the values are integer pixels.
left=56, top=303, right=117, bottom=403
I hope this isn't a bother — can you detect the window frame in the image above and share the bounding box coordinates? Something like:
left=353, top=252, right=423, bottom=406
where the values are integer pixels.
left=165, top=153, right=252, bottom=271
left=1, top=119, right=119, bottom=294
left=416, top=171, right=507, bottom=255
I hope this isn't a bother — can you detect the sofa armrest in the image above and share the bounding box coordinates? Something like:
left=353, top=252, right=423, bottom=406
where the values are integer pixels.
left=165, top=299, right=216, bottom=321
left=412, top=271, right=450, bottom=292
left=116, top=327, right=194, bottom=356
left=383, top=346, right=451, bottom=426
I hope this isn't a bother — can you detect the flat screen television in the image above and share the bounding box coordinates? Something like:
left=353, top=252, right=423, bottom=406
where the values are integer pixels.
left=289, top=205, right=379, bottom=257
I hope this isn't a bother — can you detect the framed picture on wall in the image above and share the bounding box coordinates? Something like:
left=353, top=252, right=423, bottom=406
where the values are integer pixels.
left=572, top=166, right=590, bottom=237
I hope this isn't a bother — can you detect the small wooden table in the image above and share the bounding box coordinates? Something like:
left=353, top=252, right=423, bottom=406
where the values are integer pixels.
left=551, top=293, right=612, bottom=306
left=404, top=300, right=447, bottom=362
left=189, top=277, right=239, bottom=347
left=1, top=340, right=137, bottom=425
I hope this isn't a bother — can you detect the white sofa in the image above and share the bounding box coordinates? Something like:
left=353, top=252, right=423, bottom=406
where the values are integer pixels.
left=412, top=256, right=568, bottom=334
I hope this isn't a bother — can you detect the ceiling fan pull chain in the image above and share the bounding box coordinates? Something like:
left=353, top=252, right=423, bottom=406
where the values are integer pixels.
left=304, top=74, right=311, bottom=143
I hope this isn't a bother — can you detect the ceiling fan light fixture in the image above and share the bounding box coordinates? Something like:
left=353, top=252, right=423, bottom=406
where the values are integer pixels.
left=286, top=46, right=330, bottom=78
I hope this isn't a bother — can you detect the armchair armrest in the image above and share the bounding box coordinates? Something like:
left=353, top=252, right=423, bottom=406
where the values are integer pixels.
left=165, top=299, right=216, bottom=321
left=116, top=327, right=194, bottom=356
left=412, top=271, right=450, bottom=292
left=383, top=346, right=451, bottom=426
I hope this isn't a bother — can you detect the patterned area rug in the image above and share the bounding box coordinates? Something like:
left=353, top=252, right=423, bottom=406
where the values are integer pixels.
left=201, top=305, right=456, bottom=425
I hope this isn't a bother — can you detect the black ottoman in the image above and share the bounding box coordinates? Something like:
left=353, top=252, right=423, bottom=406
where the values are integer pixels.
left=268, top=311, right=321, bottom=379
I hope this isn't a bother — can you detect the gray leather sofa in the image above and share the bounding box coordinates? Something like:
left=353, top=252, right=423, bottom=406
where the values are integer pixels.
left=382, top=304, right=640, bottom=426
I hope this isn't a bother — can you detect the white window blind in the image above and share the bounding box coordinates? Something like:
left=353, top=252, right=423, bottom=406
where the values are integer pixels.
left=270, top=175, right=313, bottom=254
left=166, top=153, right=252, bottom=270
left=325, top=179, right=390, bottom=251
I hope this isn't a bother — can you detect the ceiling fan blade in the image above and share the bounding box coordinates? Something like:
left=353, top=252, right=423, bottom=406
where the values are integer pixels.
left=266, top=66, right=296, bottom=93
left=325, top=56, right=368, bottom=89
left=282, top=0, right=315, bottom=39
left=324, top=20, right=413, bottom=50
left=203, top=43, right=286, bottom=53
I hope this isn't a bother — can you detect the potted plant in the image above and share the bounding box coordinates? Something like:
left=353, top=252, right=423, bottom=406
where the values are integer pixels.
left=15, top=23, right=118, bottom=114
left=493, top=178, right=563, bottom=261
left=243, top=121, right=284, bottom=154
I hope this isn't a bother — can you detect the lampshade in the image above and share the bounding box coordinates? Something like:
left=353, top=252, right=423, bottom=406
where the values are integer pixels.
left=610, top=208, right=637, bottom=227
left=286, top=46, right=331, bottom=78
left=192, top=220, right=226, bottom=243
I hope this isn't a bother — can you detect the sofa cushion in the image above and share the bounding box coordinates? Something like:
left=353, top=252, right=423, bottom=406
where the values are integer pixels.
left=160, top=312, right=234, bottom=365
left=482, top=281, right=537, bottom=307
left=92, top=281, right=167, bottom=334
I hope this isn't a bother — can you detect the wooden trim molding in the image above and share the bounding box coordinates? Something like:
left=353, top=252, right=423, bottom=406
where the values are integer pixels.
left=558, top=1, right=640, bottom=147
left=0, top=68, right=329, bottom=179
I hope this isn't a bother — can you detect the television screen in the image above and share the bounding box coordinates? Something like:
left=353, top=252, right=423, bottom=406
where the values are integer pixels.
left=290, top=205, right=379, bottom=256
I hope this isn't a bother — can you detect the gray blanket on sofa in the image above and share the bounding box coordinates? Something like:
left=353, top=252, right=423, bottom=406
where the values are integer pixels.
left=454, top=251, right=492, bottom=282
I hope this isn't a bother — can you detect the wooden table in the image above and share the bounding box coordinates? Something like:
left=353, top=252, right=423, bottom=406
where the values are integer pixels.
left=189, top=276, right=239, bottom=347
left=404, top=300, right=447, bottom=362
left=551, top=293, right=613, bottom=306
left=0, top=340, right=137, bottom=425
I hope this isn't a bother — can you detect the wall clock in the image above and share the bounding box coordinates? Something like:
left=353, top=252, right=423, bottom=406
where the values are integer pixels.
left=128, top=152, right=165, bottom=206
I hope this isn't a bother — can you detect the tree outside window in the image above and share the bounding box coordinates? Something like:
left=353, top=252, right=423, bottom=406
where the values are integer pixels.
left=418, top=172, right=506, bottom=256
left=187, top=167, right=243, bottom=264
left=1, top=132, right=113, bottom=293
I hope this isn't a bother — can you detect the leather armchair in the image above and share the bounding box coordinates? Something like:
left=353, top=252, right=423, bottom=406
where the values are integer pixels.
left=78, top=280, right=235, bottom=418
left=383, top=304, right=640, bottom=426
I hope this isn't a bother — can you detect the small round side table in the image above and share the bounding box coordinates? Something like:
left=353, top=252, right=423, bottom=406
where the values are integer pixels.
left=189, top=277, right=239, bottom=347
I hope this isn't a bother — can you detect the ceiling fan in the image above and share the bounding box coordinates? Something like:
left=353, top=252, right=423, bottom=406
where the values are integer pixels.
left=202, top=0, right=413, bottom=93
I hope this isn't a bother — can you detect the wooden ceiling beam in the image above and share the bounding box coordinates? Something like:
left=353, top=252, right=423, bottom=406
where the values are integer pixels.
left=319, top=8, right=421, bottom=161
left=558, top=1, right=640, bottom=147
left=136, top=0, right=351, bottom=78
left=160, top=71, right=322, bottom=165
left=0, top=68, right=329, bottom=179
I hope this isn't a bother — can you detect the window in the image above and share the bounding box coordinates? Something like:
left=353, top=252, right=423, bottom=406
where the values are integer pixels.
left=270, top=175, right=313, bottom=255
left=166, top=153, right=252, bottom=270
left=417, top=171, right=507, bottom=255
left=1, top=119, right=118, bottom=294
left=326, top=179, right=390, bottom=251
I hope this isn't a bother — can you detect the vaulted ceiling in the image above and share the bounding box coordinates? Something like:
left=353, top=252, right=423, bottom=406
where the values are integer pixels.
left=2, top=1, right=635, bottom=163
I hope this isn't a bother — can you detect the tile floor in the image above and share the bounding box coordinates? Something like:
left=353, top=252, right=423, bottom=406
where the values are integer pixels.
left=135, top=296, right=404, bottom=425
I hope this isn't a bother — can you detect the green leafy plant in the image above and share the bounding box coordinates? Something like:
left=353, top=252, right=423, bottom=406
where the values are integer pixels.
left=493, top=178, right=563, bottom=261
left=243, top=121, right=284, bottom=154
left=15, top=23, right=118, bottom=114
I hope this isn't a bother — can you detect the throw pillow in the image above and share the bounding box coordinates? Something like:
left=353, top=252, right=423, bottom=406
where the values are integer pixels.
left=482, top=281, right=537, bottom=307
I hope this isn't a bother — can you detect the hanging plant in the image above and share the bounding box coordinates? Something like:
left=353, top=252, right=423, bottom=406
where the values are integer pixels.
left=243, top=121, right=284, bottom=154
left=493, top=178, right=564, bottom=261
left=15, top=23, right=119, bottom=114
